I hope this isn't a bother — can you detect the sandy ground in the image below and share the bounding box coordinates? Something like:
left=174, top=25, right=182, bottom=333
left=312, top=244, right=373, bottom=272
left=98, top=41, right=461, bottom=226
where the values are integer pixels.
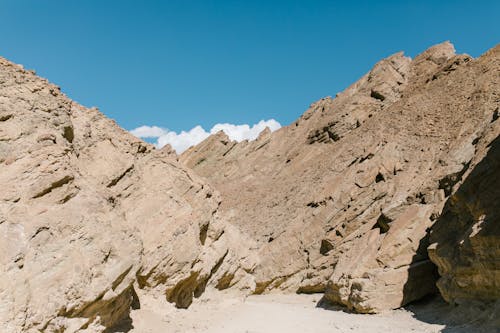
left=126, top=290, right=465, bottom=333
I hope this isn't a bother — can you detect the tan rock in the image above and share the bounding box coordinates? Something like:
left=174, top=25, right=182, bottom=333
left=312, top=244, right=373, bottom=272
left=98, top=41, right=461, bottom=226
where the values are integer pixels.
left=181, top=42, right=500, bottom=312
left=429, top=111, right=500, bottom=304
left=0, top=56, right=229, bottom=332
left=1, top=40, right=498, bottom=333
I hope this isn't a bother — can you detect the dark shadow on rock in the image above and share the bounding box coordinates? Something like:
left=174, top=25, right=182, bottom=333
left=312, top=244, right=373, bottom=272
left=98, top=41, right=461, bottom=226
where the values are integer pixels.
left=131, top=287, right=141, bottom=310
left=315, top=294, right=355, bottom=313
left=106, top=287, right=140, bottom=333
left=401, top=230, right=440, bottom=306
left=106, top=315, right=134, bottom=333
left=429, top=134, right=500, bottom=304
left=405, top=295, right=500, bottom=333
left=106, top=302, right=137, bottom=332
left=405, top=134, right=500, bottom=333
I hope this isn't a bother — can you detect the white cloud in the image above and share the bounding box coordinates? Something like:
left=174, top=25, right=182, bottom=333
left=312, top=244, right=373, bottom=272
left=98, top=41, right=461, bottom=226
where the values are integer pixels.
left=211, top=119, right=281, bottom=142
left=130, top=119, right=281, bottom=154
left=130, top=125, right=167, bottom=138
left=157, top=125, right=211, bottom=154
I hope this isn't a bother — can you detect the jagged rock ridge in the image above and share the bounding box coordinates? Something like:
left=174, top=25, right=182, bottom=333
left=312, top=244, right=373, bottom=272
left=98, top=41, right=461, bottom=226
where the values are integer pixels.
left=0, top=58, right=231, bottom=332
left=0, top=41, right=498, bottom=333
left=181, top=42, right=500, bottom=312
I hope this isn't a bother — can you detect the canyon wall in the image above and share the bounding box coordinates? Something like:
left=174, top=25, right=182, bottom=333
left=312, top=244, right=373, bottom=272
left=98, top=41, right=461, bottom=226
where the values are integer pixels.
left=182, top=42, right=500, bottom=312
left=0, top=42, right=498, bottom=333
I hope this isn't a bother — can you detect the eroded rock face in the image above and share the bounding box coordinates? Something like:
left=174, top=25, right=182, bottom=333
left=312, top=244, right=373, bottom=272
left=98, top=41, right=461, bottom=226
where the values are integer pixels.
left=429, top=118, right=500, bottom=305
left=1, top=40, right=498, bottom=333
left=181, top=42, right=500, bottom=312
left=0, top=58, right=228, bottom=332
left=426, top=46, right=500, bottom=306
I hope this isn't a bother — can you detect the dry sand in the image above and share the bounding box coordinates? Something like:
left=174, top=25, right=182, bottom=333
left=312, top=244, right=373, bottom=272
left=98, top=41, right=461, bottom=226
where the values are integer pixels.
left=127, top=291, right=459, bottom=333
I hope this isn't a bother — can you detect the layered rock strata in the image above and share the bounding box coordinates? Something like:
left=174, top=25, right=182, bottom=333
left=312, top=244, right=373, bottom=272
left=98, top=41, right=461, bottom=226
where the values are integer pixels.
left=181, top=42, right=500, bottom=312
left=0, top=57, right=229, bottom=332
left=0, top=40, right=498, bottom=333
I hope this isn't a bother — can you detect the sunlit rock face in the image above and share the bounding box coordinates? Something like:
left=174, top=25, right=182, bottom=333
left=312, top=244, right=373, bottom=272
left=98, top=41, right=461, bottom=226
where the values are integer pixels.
left=0, top=56, right=229, bottom=332
left=181, top=42, right=500, bottom=313
left=0, top=41, right=498, bottom=333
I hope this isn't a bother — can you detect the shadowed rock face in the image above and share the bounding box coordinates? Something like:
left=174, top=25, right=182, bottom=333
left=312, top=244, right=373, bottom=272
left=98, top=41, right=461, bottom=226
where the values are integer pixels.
left=0, top=58, right=230, bottom=332
left=412, top=47, right=500, bottom=311
left=426, top=47, right=500, bottom=306
left=429, top=133, right=500, bottom=304
left=181, top=42, right=500, bottom=312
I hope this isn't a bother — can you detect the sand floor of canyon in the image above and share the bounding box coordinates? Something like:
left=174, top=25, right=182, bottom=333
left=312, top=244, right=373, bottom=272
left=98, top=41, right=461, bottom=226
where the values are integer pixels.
left=123, top=291, right=482, bottom=333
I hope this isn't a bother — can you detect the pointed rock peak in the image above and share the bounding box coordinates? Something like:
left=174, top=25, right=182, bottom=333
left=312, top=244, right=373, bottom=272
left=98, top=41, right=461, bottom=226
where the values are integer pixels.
left=414, top=41, right=456, bottom=65
left=387, top=51, right=413, bottom=72
left=213, top=130, right=231, bottom=144
left=337, top=51, right=412, bottom=103
left=368, top=51, right=412, bottom=81
left=257, top=126, right=272, bottom=141
left=477, top=42, right=500, bottom=62
left=385, top=51, right=411, bottom=63
left=160, top=143, right=177, bottom=156
left=181, top=130, right=232, bottom=158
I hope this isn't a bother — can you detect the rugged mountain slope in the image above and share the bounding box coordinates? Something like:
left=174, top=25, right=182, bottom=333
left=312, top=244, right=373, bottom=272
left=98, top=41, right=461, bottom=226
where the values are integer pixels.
left=181, top=42, right=500, bottom=312
left=425, top=48, right=500, bottom=307
left=0, top=41, right=497, bottom=333
left=0, top=58, right=229, bottom=332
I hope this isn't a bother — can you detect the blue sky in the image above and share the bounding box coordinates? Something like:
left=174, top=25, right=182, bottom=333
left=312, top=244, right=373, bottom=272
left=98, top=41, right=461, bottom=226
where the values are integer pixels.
left=0, top=1, right=499, bottom=135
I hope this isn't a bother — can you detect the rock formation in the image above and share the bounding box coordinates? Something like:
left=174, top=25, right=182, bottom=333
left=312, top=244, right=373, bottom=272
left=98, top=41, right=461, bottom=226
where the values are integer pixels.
left=0, top=41, right=498, bottom=332
left=429, top=113, right=500, bottom=304
left=181, top=42, right=500, bottom=312
left=426, top=46, right=500, bottom=307
left=0, top=58, right=229, bottom=332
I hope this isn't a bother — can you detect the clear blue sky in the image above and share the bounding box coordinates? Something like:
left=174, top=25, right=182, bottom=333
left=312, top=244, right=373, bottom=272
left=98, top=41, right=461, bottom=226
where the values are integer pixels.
left=0, top=1, right=498, bottom=132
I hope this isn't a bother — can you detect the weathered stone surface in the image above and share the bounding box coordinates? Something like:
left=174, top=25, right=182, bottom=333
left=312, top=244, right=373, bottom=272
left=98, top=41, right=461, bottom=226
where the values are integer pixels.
left=1, top=40, right=498, bottom=333
left=429, top=122, right=500, bottom=305
left=181, top=42, right=500, bottom=312
left=0, top=57, right=228, bottom=332
left=426, top=45, right=500, bottom=307
left=326, top=205, right=439, bottom=313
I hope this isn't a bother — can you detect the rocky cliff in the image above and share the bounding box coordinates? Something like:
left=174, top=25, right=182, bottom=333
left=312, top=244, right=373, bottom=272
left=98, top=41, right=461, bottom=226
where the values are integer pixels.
left=426, top=46, right=500, bottom=307
left=181, top=42, right=500, bottom=312
left=429, top=113, right=500, bottom=304
left=0, top=41, right=498, bottom=333
left=0, top=58, right=230, bottom=332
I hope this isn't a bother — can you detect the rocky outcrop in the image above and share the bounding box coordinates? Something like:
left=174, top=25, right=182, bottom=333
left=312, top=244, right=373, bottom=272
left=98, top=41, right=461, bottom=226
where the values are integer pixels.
left=0, top=58, right=229, bottom=332
left=181, top=42, right=500, bottom=312
left=1, top=40, right=498, bottom=333
left=425, top=45, right=500, bottom=309
left=429, top=118, right=500, bottom=304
